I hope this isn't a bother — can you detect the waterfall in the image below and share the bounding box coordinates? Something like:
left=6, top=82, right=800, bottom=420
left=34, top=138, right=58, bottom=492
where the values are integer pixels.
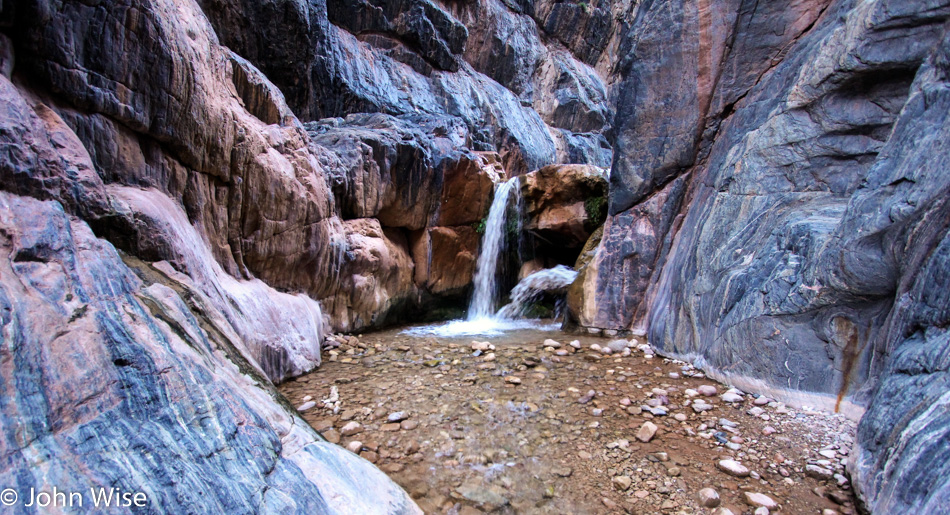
left=468, top=177, right=519, bottom=320
left=497, top=265, right=578, bottom=319
left=402, top=176, right=561, bottom=337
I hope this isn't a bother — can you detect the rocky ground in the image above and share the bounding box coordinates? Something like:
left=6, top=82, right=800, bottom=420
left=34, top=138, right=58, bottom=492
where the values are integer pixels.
left=280, top=325, right=860, bottom=514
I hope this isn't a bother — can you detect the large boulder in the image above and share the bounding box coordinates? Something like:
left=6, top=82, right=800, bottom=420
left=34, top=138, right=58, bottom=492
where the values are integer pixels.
left=521, top=164, right=608, bottom=250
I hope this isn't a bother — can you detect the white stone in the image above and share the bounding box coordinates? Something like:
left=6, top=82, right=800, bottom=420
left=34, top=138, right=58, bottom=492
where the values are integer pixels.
left=743, top=492, right=778, bottom=509
left=297, top=401, right=317, bottom=411
left=717, top=459, right=750, bottom=477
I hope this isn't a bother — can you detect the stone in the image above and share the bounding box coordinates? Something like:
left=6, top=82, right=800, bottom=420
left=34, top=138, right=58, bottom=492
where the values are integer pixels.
left=340, top=422, right=363, bottom=436
left=717, top=459, right=750, bottom=478
left=297, top=401, right=317, bottom=412
left=346, top=441, right=363, bottom=452
left=612, top=476, right=632, bottom=491
left=607, top=339, right=629, bottom=352
left=505, top=376, right=522, bottom=385
left=721, top=393, right=744, bottom=403
left=388, top=411, right=410, bottom=423
left=543, top=339, right=562, bottom=348
left=637, top=421, right=658, bottom=442
left=698, top=488, right=720, bottom=508
left=806, top=464, right=834, bottom=480
left=401, top=420, right=420, bottom=431
left=743, top=492, right=778, bottom=509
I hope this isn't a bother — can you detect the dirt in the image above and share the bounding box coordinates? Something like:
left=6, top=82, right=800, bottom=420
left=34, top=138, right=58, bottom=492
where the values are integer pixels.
left=279, top=324, right=859, bottom=514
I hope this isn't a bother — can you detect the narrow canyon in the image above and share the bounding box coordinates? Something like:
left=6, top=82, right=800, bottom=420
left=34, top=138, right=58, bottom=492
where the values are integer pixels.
left=0, top=0, right=947, bottom=513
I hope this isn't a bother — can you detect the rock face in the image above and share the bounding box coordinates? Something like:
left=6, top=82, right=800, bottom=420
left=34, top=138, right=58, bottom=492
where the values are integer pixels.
left=0, top=190, right=419, bottom=513
left=568, top=0, right=950, bottom=511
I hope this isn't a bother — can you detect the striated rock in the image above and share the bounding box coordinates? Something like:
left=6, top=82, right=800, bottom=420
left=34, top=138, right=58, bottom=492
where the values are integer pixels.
left=0, top=191, right=418, bottom=513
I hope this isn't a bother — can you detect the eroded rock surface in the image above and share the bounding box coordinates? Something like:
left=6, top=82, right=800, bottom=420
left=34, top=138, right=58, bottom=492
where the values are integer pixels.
left=570, top=0, right=950, bottom=511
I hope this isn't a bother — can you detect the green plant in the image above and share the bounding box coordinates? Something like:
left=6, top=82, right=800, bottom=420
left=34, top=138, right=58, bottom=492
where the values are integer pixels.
left=474, top=217, right=487, bottom=234
left=584, top=195, right=607, bottom=225
left=578, top=1, right=590, bottom=13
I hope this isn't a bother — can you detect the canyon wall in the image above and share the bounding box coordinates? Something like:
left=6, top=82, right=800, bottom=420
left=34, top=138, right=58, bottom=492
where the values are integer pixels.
left=569, top=0, right=950, bottom=511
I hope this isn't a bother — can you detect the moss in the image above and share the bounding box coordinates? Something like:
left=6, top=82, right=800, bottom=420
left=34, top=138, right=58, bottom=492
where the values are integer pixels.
left=584, top=195, right=608, bottom=226
left=474, top=217, right=487, bottom=234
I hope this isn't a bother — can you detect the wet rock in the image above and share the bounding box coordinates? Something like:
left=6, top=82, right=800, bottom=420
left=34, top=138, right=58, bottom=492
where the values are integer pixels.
left=505, top=376, right=522, bottom=385
left=456, top=482, right=509, bottom=511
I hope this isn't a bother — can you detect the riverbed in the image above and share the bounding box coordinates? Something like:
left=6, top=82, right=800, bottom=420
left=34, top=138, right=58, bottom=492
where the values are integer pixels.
left=279, top=324, right=858, bottom=514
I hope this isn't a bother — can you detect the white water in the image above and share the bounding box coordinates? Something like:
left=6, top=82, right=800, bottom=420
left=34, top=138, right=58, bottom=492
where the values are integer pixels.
left=403, top=179, right=578, bottom=338
left=468, top=177, right=519, bottom=320
left=497, top=265, right=578, bottom=319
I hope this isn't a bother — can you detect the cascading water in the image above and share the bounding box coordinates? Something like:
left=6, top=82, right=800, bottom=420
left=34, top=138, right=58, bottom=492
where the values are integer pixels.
left=403, top=177, right=557, bottom=337
left=496, top=265, right=578, bottom=319
left=468, top=178, right=519, bottom=320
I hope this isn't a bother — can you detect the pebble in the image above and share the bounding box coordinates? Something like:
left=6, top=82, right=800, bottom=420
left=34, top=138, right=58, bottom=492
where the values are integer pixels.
left=743, top=492, right=778, bottom=509
left=754, top=508, right=770, bottom=515
left=569, top=340, right=581, bottom=349
left=612, top=475, right=632, bottom=491
left=698, top=487, right=720, bottom=508
left=296, top=401, right=317, bottom=411
left=340, top=422, right=362, bottom=436
left=754, top=396, right=771, bottom=405
left=697, top=385, right=718, bottom=396
left=607, top=339, right=629, bottom=352
left=762, top=426, right=777, bottom=435
left=387, top=411, right=409, bottom=423
left=637, top=421, right=658, bottom=442
left=471, top=341, right=491, bottom=351
left=693, top=401, right=714, bottom=413
left=819, top=449, right=837, bottom=459
left=674, top=413, right=688, bottom=422
left=505, top=376, right=522, bottom=385
left=713, top=508, right=737, bottom=515
left=806, top=464, right=834, bottom=480
left=721, top=392, right=744, bottom=403
left=401, top=420, right=419, bottom=431
left=717, top=459, right=750, bottom=477
left=345, top=441, right=362, bottom=452
left=543, top=339, right=562, bottom=348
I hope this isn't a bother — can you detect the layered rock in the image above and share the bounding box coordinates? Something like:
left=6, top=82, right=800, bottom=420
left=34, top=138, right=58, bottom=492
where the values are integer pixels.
left=570, top=0, right=950, bottom=511
left=0, top=0, right=420, bottom=509
left=0, top=189, right=418, bottom=513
